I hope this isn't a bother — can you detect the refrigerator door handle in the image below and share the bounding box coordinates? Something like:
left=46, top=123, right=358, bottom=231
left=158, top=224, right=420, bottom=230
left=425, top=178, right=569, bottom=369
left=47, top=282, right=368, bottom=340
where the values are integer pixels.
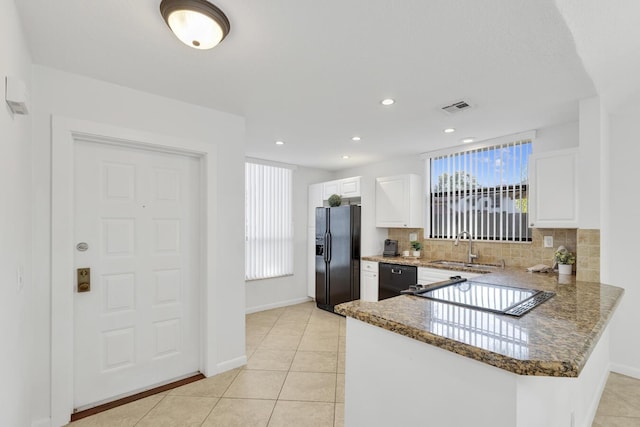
left=323, top=232, right=329, bottom=263
left=326, top=232, right=332, bottom=263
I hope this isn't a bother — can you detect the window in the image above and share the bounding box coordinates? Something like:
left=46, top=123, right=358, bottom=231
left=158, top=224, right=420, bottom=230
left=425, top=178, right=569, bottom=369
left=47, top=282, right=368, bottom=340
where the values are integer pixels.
left=425, top=135, right=532, bottom=242
left=245, top=161, right=294, bottom=280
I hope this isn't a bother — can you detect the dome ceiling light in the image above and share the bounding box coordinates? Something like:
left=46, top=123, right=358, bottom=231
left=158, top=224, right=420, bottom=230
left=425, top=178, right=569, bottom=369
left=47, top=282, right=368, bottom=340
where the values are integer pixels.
left=160, top=0, right=230, bottom=50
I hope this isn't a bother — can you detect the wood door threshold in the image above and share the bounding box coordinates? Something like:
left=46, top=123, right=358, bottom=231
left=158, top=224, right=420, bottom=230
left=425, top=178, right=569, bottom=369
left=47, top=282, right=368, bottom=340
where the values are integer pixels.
left=70, top=373, right=205, bottom=422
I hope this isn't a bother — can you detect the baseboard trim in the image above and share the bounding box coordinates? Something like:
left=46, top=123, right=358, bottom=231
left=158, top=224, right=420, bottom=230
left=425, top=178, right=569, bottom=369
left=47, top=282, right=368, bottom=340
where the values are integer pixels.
left=31, top=418, right=51, bottom=427
left=246, top=297, right=313, bottom=314
left=610, top=362, right=640, bottom=380
left=70, top=373, right=205, bottom=422
left=216, top=355, right=247, bottom=373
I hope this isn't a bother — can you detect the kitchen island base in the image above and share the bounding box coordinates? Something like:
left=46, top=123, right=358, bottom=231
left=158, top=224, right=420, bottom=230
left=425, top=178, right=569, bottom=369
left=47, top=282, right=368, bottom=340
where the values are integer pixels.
left=345, top=318, right=611, bottom=427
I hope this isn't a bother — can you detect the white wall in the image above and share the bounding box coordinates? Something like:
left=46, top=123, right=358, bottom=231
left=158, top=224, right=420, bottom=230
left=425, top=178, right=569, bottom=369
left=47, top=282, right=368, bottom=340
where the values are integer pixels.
left=533, top=120, right=579, bottom=153
left=0, top=1, right=32, bottom=426
left=245, top=166, right=331, bottom=312
left=30, top=66, right=246, bottom=425
left=578, top=99, right=604, bottom=229
left=606, top=106, right=640, bottom=378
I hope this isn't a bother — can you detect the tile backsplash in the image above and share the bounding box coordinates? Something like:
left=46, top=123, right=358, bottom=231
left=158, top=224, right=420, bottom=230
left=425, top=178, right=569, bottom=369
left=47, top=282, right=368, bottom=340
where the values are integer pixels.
left=387, top=227, right=600, bottom=282
left=576, top=229, right=600, bottom=283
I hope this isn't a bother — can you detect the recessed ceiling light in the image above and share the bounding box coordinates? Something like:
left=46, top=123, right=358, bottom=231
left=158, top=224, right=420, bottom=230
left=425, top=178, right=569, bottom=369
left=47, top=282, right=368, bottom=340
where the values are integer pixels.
left=351, top=136, right=361, bottom=141
left=275, top=140, right=285, bottom=145
left=160, top=0, right=231, bottom=50
left=462, top=137, right=475, bottom=143
left=342, top=155, right=350, bottom=159
left=381, top=98, right=395, bottom=106
left=444, top=128, right=456, bottom=134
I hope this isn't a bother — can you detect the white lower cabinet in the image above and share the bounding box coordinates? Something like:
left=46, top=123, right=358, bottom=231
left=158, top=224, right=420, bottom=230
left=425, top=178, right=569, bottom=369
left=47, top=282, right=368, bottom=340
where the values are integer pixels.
left=361, top=261, right=379, bottom=301
left=417, top=267, right=480, bottom=285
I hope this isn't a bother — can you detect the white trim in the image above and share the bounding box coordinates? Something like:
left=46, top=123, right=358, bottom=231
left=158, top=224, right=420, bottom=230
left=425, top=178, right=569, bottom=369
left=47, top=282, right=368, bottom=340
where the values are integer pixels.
left=245, top=156, right=298, bottom=170
left=50, top=116, right=218, bottom=427
left=421, top=130, right=536, bottom=159
left=610, top=362, right=640, bottom=380
left=31, top=418, right=51, bottom=427
left=216, top=355, right=248, bottom=374
left=245, top=296, right=313, bottom=314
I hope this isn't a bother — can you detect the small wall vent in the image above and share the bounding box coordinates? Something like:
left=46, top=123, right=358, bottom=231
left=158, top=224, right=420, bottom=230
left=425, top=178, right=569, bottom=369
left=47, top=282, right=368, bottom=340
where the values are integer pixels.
left=440, top=100, right=472, bottom=115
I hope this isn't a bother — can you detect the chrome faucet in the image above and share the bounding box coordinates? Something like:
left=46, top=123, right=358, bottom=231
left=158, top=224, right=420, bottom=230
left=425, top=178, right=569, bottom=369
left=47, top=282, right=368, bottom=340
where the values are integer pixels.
left=454, top=231, right=478, bottom=264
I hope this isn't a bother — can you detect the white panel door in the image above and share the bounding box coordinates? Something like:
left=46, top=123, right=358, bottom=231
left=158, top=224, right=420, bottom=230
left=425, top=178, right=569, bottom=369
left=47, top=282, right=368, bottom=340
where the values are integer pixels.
left=73, top=141, right=201, bottom=409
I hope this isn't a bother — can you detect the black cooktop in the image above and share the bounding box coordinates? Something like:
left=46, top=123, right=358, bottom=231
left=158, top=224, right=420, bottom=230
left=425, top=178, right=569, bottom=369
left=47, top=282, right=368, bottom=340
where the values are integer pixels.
left=409, top=278, right=555, bottom=317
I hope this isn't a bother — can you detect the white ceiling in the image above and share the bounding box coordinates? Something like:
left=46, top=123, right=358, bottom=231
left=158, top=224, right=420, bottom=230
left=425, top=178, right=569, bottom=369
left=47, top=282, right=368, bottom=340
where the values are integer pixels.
left=16, top=0, right=601, bottom=170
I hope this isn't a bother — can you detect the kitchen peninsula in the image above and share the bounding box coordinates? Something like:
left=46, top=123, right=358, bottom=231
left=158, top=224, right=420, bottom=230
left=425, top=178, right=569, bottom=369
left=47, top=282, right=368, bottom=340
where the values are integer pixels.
left=335, top=263, right=623, bottom=427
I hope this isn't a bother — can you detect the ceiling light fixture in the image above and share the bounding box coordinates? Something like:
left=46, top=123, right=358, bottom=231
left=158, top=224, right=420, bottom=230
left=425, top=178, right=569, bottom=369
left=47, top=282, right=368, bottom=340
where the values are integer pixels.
left=444, top=128, right=456, bottom=134
left=381, top=98, right=395, bottom=106
left=275, top=140, right=285, bottom=145
left=160, top=0, right=230, bottom=50
left=462, top=137, right=475, bottom=143
left=342, top=155, right=350, bottom=159
left=352, top=136, right=361, bottom=141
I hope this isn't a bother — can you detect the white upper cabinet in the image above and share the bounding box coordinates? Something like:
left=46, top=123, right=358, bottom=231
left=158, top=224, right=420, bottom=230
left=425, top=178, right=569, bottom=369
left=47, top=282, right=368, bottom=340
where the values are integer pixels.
left=528, top=148, right=578, bottom=228
left=375, top=174, right=422, bottom=228
left=322, top=176, right=361, bottom=200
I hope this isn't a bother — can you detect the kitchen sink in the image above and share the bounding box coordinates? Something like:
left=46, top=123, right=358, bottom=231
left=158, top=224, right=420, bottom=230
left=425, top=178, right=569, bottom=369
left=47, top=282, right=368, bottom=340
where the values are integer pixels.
left=430, top=260, right=502, bottom=270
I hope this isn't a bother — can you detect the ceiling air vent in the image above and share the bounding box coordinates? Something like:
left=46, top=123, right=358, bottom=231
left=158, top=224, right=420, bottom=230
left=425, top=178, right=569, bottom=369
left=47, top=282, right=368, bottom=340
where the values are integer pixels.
left=440, top=100, right=473, bottom=115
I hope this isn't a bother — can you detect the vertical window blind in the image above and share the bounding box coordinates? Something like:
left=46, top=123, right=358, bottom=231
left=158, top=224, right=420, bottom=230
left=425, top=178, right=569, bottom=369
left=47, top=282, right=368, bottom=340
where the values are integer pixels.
left=427, top=138, right=532, bottom=242
left=245, top=161, right=294, bottom=280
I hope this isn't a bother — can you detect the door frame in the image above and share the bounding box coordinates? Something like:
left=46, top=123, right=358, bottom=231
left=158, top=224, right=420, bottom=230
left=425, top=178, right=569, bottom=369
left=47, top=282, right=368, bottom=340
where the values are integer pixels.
left=51, top=116, right=218, bottom=425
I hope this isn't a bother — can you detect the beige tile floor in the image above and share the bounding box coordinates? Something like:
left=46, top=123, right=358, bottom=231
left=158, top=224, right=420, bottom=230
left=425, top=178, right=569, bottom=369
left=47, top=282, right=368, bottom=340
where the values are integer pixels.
left=593, top=372, right=640, bottom=426
left=68, top=301, right=639, bottom=427
left=68, top=301, right=345, bottom=427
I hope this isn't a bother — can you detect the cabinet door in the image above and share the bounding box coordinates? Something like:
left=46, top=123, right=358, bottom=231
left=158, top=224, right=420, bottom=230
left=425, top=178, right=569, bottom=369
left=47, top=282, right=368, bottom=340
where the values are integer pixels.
left=361, top=261, right=378, bottom=301
left=340, top=177, right=361, bottom=198
left=528, top=149, right=578, bottom=228
left=375, top=174, right=422, bottom=228
left=376, top=175, right=407, bottom=227
left=361, top=270, right=378, bottom=302
left=323, top=180, right=340, bottom=199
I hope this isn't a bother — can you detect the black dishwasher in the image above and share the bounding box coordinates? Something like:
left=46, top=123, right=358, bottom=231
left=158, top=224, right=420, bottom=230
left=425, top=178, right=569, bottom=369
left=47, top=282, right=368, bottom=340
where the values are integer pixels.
left=378, top=263, right=418, bottom=300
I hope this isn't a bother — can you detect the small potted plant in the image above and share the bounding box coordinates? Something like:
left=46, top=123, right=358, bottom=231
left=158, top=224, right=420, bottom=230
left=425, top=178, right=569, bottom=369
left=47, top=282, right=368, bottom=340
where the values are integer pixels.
left=554, top=247, right=575, bottom=275
left=410, top=240, right=422, bottom=257
left=328, top=194, right=342, bottom=207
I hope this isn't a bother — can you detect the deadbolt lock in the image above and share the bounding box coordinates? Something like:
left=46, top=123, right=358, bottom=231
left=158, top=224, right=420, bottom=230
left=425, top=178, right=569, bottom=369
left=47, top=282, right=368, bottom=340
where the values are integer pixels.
left=77, top=268, right=90, bottom=293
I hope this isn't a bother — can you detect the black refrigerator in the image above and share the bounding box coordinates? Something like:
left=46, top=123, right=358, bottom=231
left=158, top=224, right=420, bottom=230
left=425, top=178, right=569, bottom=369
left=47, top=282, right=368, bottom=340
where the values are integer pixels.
left=315, top=205, right=361, bottom=312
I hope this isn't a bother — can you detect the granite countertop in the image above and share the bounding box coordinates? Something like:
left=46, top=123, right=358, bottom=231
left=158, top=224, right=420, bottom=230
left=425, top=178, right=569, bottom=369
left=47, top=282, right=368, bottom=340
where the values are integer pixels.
left=362, top=255, right=504, bottom=274
left=335, top=264, right=624, bottom=377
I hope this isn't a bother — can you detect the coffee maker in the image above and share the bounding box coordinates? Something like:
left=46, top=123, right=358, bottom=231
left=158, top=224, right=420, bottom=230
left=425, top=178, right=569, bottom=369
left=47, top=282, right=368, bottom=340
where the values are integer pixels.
left=383, top=239, right=399, bottom=257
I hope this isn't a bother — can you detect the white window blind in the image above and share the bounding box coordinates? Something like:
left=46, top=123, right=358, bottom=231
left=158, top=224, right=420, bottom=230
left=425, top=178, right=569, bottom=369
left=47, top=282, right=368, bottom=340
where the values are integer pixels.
left=426, top=138, right=532, bottom=242
left=245, top=161, right=294, bottom=280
